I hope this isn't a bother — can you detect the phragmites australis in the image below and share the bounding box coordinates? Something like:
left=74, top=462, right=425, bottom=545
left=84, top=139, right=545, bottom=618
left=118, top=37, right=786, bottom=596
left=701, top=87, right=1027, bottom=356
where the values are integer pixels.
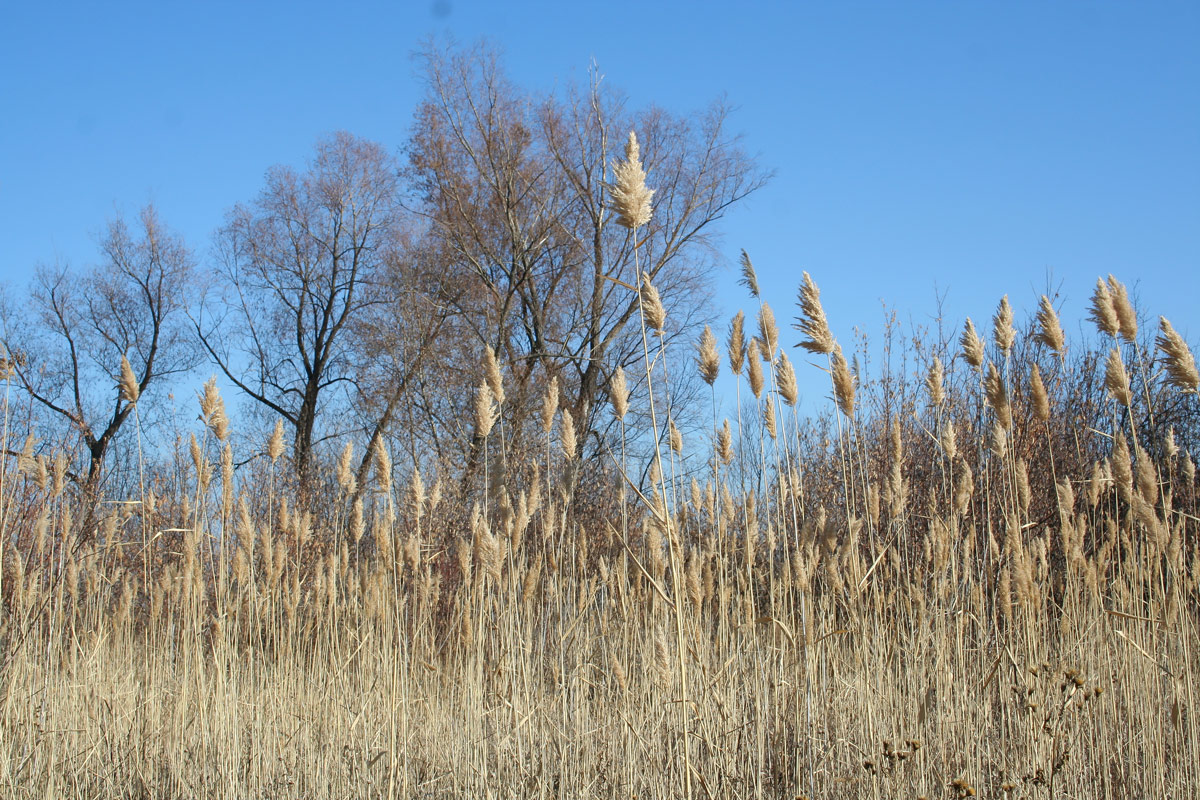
left=727, top=311, right=746, bottom=376
left=984, top=362, right=1012, bottom=430
left=1089, top=278, right=1120, bottom=338
left=639, top=274, right=666, bottom=332
left=739, top=249, right=760, bottom=298
left=1103, top=348, right=1132, bottom=407
left=794, top=271, right=835, bottom=355
left=609, top=131, right=654, bottom=230
left=483, top=345, right=505, bottom=407
left=668, top=418, right=683, bottom=455
left=337, top=441, right=356, bottom=495
left=1030, top=363, right=1050, bottom=422
left=1034, top=295, right=1066, bottom=354
left=925, top=357, right=945, bottom=407
left=762, top=395, right=777, bottom=439
left=541, top=376, right=559, bottom=433
left=267, top=419, right=285, bottom=463
left=960, top=318, right=985, bottom=370
left=992, top=295, right=1016, bottom=355
left=199, top=377, right=229, bottom=441
left=561, top=409, right=578, bottom=459
left=776, top=350, right=798, bottom=407
left=609, top=367, right=629, bottom=421
left=758, top=301, right=780, bottom=360
left=474, top=380, right=498, bottom=438
left=747, top=337, right=765, bottom=398
left=119, top=355, right=139, bottom=404
left=697, top=325, right=720, bottom=385
left=831, top=344, right=855, bottom=417
left=1107, top=275, right=1137, bottom=342
left=1156, top=317, right=1199, bottom=393
left=718, top=419, right=734, bottom=465
left=372, top=439, right=393, bottom=493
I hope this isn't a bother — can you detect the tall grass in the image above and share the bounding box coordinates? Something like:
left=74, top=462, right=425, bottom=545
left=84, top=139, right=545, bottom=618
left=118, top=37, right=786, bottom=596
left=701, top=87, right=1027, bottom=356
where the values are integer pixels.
left=0, top=271, right=1197, bottom=800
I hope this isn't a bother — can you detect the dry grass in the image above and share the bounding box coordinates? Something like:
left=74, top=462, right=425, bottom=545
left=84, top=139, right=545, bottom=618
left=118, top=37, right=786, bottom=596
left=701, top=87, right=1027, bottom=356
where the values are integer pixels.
left=0, top=273, right=1198, bottom=800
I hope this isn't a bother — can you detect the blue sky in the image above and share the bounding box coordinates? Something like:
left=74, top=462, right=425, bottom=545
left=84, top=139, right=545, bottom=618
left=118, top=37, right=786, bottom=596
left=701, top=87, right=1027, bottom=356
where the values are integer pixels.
left=2, top=1, right=1197, bottom=400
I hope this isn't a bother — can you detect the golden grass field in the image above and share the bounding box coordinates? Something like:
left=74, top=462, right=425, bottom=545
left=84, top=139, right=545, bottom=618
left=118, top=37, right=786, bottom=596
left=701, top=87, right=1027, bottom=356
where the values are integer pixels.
left=2, top=265, right=1198, bottom=800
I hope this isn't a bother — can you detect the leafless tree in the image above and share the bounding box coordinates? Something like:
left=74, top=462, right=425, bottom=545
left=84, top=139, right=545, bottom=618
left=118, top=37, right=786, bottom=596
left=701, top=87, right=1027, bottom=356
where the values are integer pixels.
left=405, top=42, right=770, bottom=482
left=1, top=206, right=197, bottom=487
left=193, top=132, right=404, bottom=492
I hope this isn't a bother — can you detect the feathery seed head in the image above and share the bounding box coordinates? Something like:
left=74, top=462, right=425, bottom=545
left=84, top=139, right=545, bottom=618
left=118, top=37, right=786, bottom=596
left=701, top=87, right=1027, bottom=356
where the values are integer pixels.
left=1089, top=278, right=1119, bottom=338
left=831, top=344, right=856, bottom=418
left=541, top=376, right=560, bottom=433
left=758, top=302, right=779, bottom=360
left=728, top=311, right=746, bottom=375
left=267, top=419, right=285, bottom=463
left=739, top=249, right=760, bottom=298
left=1034, top=295, right=1066, bottom=354
left=777, top=350, right=799, bottom=407
left=984, top=362, right=1012, bottom=430
left=1103, top=348, right=1132, bottom=406
left=1107, top=275, right=1137, bottom=342
left=337, top=441, right=356, bottom=495
left=484, top=345, right=505, bottom=407
left=960, top=318, right=985, bottom=370
left=119, top=355, right=139, bottom=404
left=697, top=324, right=720, bottom=385
left=610, top=367, right=629, bottom=421
left=926, top=357, right=945, bottom=406
left=474, top=380, right=498, bottom=438
left=609, top=131, right=654, bottom=230
left=1030, top=363, right=1050, bottom=422
left=1157, top=317, right=1199, bottom=393
left=639, top=274, right=666, bottom=332
left=747, top=338, right=765, bottom=398
left=794, top=271, right=835, bottom=355
left=992, top=295, right=1016, bottom=354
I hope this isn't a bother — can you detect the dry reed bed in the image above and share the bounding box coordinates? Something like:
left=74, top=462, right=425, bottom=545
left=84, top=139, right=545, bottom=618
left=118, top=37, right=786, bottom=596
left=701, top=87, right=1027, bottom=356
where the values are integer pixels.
left=0, top=143, right=1197, bottom=799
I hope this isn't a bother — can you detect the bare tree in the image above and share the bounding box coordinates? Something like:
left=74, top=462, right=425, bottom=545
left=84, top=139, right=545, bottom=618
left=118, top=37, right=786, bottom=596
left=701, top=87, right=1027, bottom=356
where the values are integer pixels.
left=1, top=206, right=197, bottom=487
left=193, top=132, right=403, bottom=492
left=405, top=42, right=769, bottom=479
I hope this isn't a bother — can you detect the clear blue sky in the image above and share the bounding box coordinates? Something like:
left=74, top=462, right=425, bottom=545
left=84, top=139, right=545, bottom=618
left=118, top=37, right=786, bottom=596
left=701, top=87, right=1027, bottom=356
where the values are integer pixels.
left=3, top=0, right=1197, bottom=391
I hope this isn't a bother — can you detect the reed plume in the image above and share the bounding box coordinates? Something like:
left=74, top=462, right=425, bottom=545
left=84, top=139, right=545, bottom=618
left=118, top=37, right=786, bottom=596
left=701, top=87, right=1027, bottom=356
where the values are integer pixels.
left=1103, top=348, right=1132, bottom=407
left=640, top=274, right=666, bottom=332
left=697, top=325, right=720, bottom=385
left=727, top=311, right=746, bottom=375
left=1034, top=295, right=1066, bottom=354
left=1156, top=317, right=1199, bottom=392
left=776, top=351, right=798, bottom=407
left=794, top=271, right=835, bottom=355
left=610, top=367, right=629, bottom=420
left=992, top=295, right=1015, bottom=355
left=960, top=318, right=985, bottom=370
left=1107, top=275, right=1137, bottom=342
left=610, top=131, right=654, bottom=230
left=119, top=355, right=139, bottom=403
left=831, top=344, right=855, bottom=417
left=1089, top=278, right=1119, bottom=338
left=739, top=249, right=760, bottom=298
